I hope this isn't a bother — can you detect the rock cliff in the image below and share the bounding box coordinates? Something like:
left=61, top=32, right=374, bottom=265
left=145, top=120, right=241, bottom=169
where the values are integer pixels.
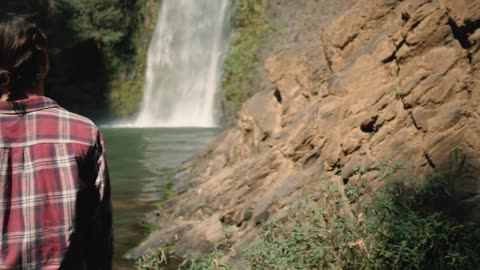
left=130, top=0, right=480, bottom=264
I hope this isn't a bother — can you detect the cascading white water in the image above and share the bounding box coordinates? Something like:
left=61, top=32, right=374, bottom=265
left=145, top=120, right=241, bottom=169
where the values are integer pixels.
left=134, top=0, right=231, bottom=127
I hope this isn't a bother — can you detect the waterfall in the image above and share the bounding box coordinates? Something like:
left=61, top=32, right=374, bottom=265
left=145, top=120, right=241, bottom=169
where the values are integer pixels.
left=134, top=0, right=231, bottom=127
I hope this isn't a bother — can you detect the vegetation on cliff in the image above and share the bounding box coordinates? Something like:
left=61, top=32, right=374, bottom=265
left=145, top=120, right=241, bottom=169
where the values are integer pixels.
left=245, top=156, right=480, bottom=269
left=221, top=0, right=267, bottom=124
left=108, top=0, right=160, bottom=117
left=136, top=155, right=480, bottom=269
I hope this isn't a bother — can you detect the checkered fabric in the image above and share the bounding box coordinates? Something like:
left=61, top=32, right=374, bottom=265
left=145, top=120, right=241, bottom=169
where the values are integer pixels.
left=0, top=96, right=112, bottom=269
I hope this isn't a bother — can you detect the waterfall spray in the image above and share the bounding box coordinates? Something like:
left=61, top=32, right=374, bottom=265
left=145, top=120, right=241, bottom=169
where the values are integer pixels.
left=135, top=0, right=231, bottom=127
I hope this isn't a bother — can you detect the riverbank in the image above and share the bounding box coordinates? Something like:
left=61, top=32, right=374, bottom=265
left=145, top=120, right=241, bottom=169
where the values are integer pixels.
left=129, top=0, right=480, bottom=268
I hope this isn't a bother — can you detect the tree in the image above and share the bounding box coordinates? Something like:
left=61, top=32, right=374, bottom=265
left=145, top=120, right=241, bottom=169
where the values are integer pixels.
left=70, top=0, right=127, bottom=46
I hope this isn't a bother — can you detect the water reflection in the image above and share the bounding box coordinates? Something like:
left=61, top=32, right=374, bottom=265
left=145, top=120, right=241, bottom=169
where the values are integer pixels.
left=101, top=127, right=220, bottom=268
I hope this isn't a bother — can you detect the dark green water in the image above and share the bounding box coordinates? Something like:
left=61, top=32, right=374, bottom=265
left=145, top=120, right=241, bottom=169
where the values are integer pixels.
left=101, top=127, right=220, bottom=269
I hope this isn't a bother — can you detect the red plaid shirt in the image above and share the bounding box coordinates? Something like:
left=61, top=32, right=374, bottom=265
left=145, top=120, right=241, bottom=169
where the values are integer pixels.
left=0, top=96, right=112, bottom=269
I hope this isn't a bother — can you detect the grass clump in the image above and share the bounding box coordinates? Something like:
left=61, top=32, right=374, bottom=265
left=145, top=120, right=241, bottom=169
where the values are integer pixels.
left=221, top=0, right=268, bottom=124
left=178, top=251, right=233, bottom=270
left=136, top=249, right=166, bottom=270
left=363, top=177, right=480, bottom=269
left=245, top=178, right=365, bottom=269
left=135, top=249, right=232, bottom=270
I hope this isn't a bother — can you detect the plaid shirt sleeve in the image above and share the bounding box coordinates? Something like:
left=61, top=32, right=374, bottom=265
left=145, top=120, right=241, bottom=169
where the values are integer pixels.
left=59, top=130, right=113, bottom=270
left=85, top=131, right=113, bottom=270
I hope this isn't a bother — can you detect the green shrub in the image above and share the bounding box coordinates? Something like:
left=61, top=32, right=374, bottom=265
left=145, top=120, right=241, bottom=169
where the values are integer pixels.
left=70, top=0, right=126, bottom=45
left=245, top=178, right=365, bottom=269
left=363, top=177, right=480, bottom=269
left=136, top=251, right=165, bottom=270
left=246, top=158, right=480, bottom=269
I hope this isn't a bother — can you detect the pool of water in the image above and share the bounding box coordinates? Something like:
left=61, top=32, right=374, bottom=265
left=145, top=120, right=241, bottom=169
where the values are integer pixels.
left=101, top=127, right=220, bottom=269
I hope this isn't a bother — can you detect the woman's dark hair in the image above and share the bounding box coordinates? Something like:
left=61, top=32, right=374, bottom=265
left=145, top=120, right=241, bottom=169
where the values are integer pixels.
left=0, top=15, right=48, bottom=98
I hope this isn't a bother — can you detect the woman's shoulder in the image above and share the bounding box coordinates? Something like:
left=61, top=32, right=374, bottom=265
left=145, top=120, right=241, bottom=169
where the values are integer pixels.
left=45, top=104, right=101, bottom=146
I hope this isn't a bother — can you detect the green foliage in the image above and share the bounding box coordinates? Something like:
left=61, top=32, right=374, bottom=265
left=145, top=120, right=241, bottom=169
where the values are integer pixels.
left=136, top=254, right=163, bottom=270
left=70, top=0, right=126, bottom=45
left=394, top=85, right=402, bottom=100
left=109, top=78, right=144, bottom=117
left=179, top=251, right=233, bottom=270
left=245, top=157, right=480, bottom=269
left=135, top=248, right=167, bottom=270
left=135, top=249, right=232, bottom=270
left=222, top=225, right=235, bottom=240
left=221, top=0, right=267, bottom=124
left=245, top=177, right=365, bottom=269
left=108, top=41, right=148, bottom=117
left=345, top=182, right=360, bottom=203
left=363, top=177, right=480, bottom=269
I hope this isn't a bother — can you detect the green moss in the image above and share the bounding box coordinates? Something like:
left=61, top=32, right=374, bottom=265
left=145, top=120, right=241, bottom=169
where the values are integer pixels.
left=109, top=78, right=143, bottom=117
left=221, top=0, right=268, bottom=124
left=108, top=45, right=148, bottom=117
left=108, top=0, right=161, bottom=117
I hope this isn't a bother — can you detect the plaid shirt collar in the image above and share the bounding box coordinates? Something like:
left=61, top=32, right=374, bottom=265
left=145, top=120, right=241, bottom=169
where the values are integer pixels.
left=0, top=96, right=59, bottom=114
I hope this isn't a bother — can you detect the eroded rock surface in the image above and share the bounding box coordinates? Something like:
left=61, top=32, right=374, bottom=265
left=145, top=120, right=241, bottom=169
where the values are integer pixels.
left=129, top=0, right=480, bottom=263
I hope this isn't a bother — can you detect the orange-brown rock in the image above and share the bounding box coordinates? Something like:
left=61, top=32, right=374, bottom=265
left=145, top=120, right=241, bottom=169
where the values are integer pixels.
left=128, top=0, right=480, bottom=263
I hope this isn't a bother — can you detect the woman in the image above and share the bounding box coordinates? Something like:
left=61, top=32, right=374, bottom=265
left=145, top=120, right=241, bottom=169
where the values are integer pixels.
left=0, top=15, right=112, bottom=269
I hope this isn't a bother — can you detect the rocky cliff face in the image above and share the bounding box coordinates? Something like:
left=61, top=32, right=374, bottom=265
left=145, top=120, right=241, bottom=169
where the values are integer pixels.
left=130, top=0, right=480, bottom=264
